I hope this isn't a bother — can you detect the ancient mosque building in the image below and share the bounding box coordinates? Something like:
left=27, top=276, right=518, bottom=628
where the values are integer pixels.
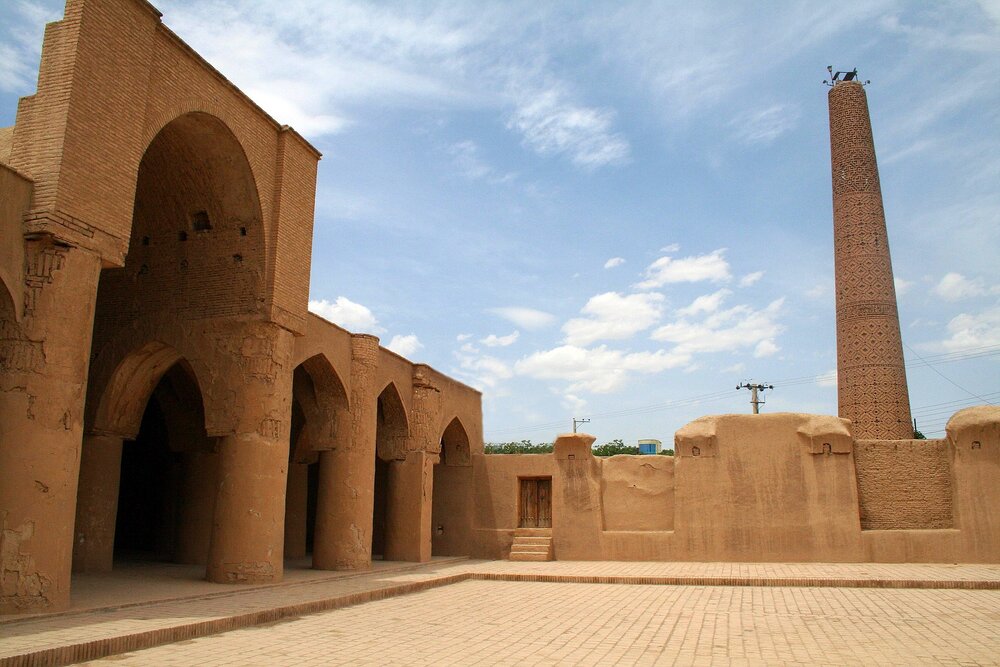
left=0, top=0, right=480, bottom=614
left=2, top=0, right=997, bottom=617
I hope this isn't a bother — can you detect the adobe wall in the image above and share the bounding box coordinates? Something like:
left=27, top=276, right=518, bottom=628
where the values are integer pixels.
left=0, top=164, right=29, bottom=318
left=854, top=439, right=953, bottom=530
left=473, top=408, right=1000, bottom=563
left=471, top=454, right=554, bottom=558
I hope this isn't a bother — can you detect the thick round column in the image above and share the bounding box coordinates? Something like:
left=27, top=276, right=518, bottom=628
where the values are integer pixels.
left=312, top=334, right=378, bottom=570
left=283, top=462, right=309, bottom=560
left=174, top=450, right=218, bottom=565
left=828, top=79, right=912, bottom=439
left=384, top=451, right=434, bottom=562
left=72, top=434, right=123, bottom=573
left=0, top=241, right=101, bottom=613
left=205, top=324, right=294, bottom=584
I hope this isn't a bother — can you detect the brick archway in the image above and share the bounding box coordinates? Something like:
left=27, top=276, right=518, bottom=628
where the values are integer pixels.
left=285, top=354, right=350, bottom=562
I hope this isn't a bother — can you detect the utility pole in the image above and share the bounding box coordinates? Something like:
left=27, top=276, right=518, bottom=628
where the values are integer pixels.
left=737, top=381, right=774, bottom=414
left=572, top=417, right=590, bottom=433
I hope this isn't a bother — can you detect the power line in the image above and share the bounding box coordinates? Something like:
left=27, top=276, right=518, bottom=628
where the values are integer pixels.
left=904, top=342, right=995, bottom=405
left=484, top=343, right=998, bottom=438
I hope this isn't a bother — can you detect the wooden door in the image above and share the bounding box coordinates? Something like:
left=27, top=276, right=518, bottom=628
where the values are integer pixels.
left=519, top=478, right=552, bottom=528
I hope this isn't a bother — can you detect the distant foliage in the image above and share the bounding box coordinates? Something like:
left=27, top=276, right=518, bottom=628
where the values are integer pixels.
left=913, top=429, right=927, bottom=440
left=483, top=438, right=675, bottom=456
left=592, top=439, right=639, bottom=456
left=484, top=440, right=554, bottom=454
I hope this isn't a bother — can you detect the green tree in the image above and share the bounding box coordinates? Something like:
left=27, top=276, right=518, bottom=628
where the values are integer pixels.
left=591, top=439, right=639, bottom=456
left=484, top=440, right=554, bottom=454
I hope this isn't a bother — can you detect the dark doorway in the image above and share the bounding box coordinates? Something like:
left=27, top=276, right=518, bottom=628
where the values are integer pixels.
left=114, top=396, right=175, bottom=560
left=372, top=458, right=389, bottom=558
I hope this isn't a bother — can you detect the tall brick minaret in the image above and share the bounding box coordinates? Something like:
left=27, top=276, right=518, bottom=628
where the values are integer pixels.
left=827, top=70, right=912, bottom=440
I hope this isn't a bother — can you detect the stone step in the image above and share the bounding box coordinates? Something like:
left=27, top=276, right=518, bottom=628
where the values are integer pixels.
left=510, top=545, right=549, bottom=554
left=508, top=551, right=552, bottom=562
left=513, top=528, right=552, bottom=537
left=509, top=532, right=553, bottom=561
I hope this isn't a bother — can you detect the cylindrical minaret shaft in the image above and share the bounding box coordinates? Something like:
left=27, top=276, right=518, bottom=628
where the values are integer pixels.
left=828, top=77, right=912, bottom=440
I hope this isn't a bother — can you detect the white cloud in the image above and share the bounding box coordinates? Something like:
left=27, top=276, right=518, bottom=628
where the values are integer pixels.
left=0, top=2, right=59, bottom=94
left=386, top=334, right=423, bottom=357
left=488, top=306, right=556, bottom=330
left=456, top=333, right=473, bottom=341
left=515, top=344, right=690, bottom=394
left=652, top=297, right=784, bottom=358
left=894, top=277, right=913, bottom=296
left=805, top=283, right=830, bottom=299
left=308, top=297, right=384, bottom=334
left=634, top=248, right=731, bottom=289
left=562, top=292, right=664, bottom=346
left=659, top=243, right=680, bottom=253
left=940, top=306, right=1000, bottom=352
left=481, top=331, right=520, bottom=347
left=730, top=103, right=800, bottom=145
left=448, top=140, right=516, bottom=183
left=507, top=81, right=630, bottom=168
left=753, top=339, right=779, bottom=358
left=739, top=271, right=764, bottom=288
left=677, top=289, right=731, bottom=317
left=932, top=272, right=999, bottom=301
left=561, top=392, right=588, bottom=414
left=604, top=256, right=625, bottom=269
left=454, top=348, right=513, bottom=389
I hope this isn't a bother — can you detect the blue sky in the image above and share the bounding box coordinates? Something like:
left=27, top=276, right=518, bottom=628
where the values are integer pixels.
left=2, top=0, right=998, bottom=444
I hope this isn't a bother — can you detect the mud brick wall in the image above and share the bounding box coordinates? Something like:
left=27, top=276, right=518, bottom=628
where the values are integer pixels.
left=854, top=439, right=953, bottom=530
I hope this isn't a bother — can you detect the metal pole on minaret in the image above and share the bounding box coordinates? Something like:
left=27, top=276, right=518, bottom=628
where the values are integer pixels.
left=826, top=67, right=913, bottom=440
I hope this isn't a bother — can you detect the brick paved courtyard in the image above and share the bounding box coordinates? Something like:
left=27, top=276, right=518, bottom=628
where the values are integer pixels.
left=77, top=579, right=1000, bottom=666
left=3, top=561, right=999, bottom=666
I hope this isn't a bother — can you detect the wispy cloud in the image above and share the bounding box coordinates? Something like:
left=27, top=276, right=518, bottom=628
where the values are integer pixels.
left=309, top=296, right=385, bottom=334
left=932, top=272, right=999, bottom=301
left=730, top=104, right=800, bottom=145
left=739, top=271, right=764, bottom=288
left=448, top=140, right=516, bottom=183
left=481, top=331, right=520, bottom=347
left=677, top=289, right=731, bottom=317
left=386, top=334, right=423, bottom=357
left=506, top=79, right=630, bottom=168
left=604, top=256, right=625, bottom=269
left=635, top=249, right=731, bottom=289
left=0, top=1, right=60, bottom=94
left=652, top=296, right=784, bottom=358
left=488, top=306, right=557, bottom=330
left=940, top=305, right=1000, bottom=352
left=453, top=346, right=513, bottom=389
left=562, top=292, right=664, bottom=346
left=515, top=344, right=689, bottom=394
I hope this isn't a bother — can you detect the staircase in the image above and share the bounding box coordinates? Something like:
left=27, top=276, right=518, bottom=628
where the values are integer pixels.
left=508, top=528, right=553, bottom=561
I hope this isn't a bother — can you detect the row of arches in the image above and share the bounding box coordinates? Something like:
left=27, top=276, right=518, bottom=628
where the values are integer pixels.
left=72, top=110, right=473, bottom=581
left=76, top=347, right=472, bottom=574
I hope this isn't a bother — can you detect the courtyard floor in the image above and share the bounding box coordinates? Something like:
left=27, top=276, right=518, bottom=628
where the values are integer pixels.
left=2, top=560, right=998, bottom=666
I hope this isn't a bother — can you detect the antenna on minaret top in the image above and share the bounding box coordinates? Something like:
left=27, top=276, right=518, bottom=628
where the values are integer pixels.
left=823, top=66, right=870, bottom=87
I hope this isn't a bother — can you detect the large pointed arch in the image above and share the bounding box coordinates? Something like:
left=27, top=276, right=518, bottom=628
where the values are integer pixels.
left=89, top=341, right=207, bottom=439
left=439, top=417, right=472, bottom=467
left=376, top=382, right=410, bottom=461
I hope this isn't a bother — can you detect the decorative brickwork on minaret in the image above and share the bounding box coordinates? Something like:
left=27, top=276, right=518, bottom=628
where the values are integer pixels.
left=828, top=77, right=912, bottom=439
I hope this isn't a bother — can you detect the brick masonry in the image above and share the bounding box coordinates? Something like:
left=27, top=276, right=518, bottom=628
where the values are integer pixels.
left=828, top=80, right=913, bottom=440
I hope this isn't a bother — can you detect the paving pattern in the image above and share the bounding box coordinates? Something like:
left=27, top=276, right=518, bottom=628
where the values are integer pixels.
left=78, top=581, right=1000, bottom=666
left=2, top=560, right=998, bottom=666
